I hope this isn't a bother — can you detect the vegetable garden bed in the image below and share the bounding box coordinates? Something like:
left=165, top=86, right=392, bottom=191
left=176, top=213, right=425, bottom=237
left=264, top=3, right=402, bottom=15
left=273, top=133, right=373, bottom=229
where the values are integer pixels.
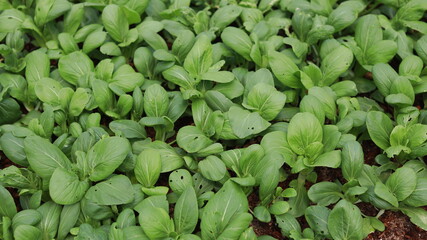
left=1, top=0, right=427, bottom=240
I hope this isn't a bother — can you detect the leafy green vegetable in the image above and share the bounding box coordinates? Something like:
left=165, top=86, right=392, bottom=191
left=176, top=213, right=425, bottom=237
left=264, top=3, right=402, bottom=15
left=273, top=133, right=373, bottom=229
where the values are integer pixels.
left=1, top=1, right=427, bottom=239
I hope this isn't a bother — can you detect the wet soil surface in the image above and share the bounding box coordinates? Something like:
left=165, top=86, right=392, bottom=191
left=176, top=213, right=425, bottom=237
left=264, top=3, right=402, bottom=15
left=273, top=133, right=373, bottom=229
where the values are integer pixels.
left=365, top=211, right=427, bottom=240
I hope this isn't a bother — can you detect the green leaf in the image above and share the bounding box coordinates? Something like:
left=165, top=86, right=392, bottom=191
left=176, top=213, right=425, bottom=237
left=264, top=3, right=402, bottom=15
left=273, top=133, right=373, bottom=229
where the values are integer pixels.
left=217, top=212, right=252, bottom=239
left=138, top=206, right=175, bottom=239
left=144, top=84, right=169, bottom=117
left=58, top=51, right=94, bottom=85
left=58, top=32, right=79, bottom=54
left=110, top=64, right=144, bottom=92
left=327, top=200, right=364, bottom=240
left=415, top=35, right=427, bottom=63
left=389, top=76, right=415, bottom=105
left=386, top=167, right=417, bottom=201
left=400, top=207, right=427, bottom=231
left=276, top=213, right=301, bottom=237
left=37, top=201, right=62, bottom=239
left=184, top=34, right=213, bottom=78
left=172, top=30, right=195, bottom=62
left=228, top=106, right=271, bottom=139
left=372, top=63, right=398, bottom=97
left=341, top=141, right=364, bottom=181
left=366, top=40, right=397, bottom=65
left=49, top=168, right=89, bottom=205
left=92, top=79, right=114, bottom=112
left=102, top=4, right=129, bottom=42
left=287, top=112, right=323, bottom=155
left=327, top=1, right=365, bottom=32
left=0, top=9, right=25, bottom=32
left=268, top=51, right=301, bottom=88
left=11, top=210, right=41, bottom=231
left=308, top=182, right=342, bottom=206
left=87, top=137, right=131, bottom=181
left=269, top=201, right=290, bottom=215
left=210, top=5, right=242, bottom=30
left=192, top=99, right=216, bottom=137
left=201, top=181, right=249, bottom=240
left=260, top=131, right=295, bottom=166
left=34, top=0, right=71, bottom=27
left=239, top=144, right=264, bottom=179
left=306, top=150, right=342, bottom=168
left=85, top=175, right=134, bottom=205
left=176, top=126, right=213, bottom=153
left=162, top=65, right=195, bottom=89
left=331, top=80, right=358, bottom=98
left=69, top=88, right=89, bottom=117
left=221, top=27, right=252, bottom=61
left=305, top=206, right=331, bottom=237
left=0, top=73, right=27, bottom=101
left=254, top=205, right=271, bottom=222
left=243, top=83, right=286, bottom=121
left=123, top=226, right=149, bottom=240
left=75, top=223, right=108, bottom=239
left=63, top=4, right=84, bottom=34
left=374, top=181, right=399, bottom=208
left=366, top=111, right=394, bottom=150
left=283, top=37, right=309, bottom=59
left=24, top=135, right=71, bottom=180
left=14, top=225, right=42, bottom=240
left=355, top=15, right=382, bottom=56
left=109, top=120, right=146, bottom=139
left=0, top=185, right=17, bottom=218
left=135, top=149, right=161, bottom=188
left=100, top=42, right=122, bottom=56
left=0, top=98, right=21, bottom=125
left=34, top=78, right=63, bottom=105
left=0, top=133, right=27, bottom=166
left=292, top=9, right=313, bottom=42
left=404, top=178, right=427, bottom=207
left=308, top=87, right=337, bottom=121
left=57, top=203, right=80, bottom=240
left=399, top=55, right=423, bottom=76
left=83, top=30, right=107, bottom=54
left=25, top=50, right=49, bottom=100
left=199, top=156, right=227, bottom=181
left=174, top=187, right=198, bottom=234
left=169, top=169, right=194, bottom=195
left=136, top=141, right=184, bottom=172
left=201, top=71, right=235, bottom=83
left=320, top=45, right=353, bottom=86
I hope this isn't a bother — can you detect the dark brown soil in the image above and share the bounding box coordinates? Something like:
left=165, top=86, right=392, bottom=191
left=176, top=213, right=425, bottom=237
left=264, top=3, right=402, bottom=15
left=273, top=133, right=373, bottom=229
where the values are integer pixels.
left=365, top=211, right=427, bottom=240
left=315, top=167, right=345, bottom=183
left=357, top=202, right=379, bottom=217
left=362, top=140, right=381, bottom=165
left=248, top=192, right=283, bottom=239
left=146, top=126, right=156, bottom=140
